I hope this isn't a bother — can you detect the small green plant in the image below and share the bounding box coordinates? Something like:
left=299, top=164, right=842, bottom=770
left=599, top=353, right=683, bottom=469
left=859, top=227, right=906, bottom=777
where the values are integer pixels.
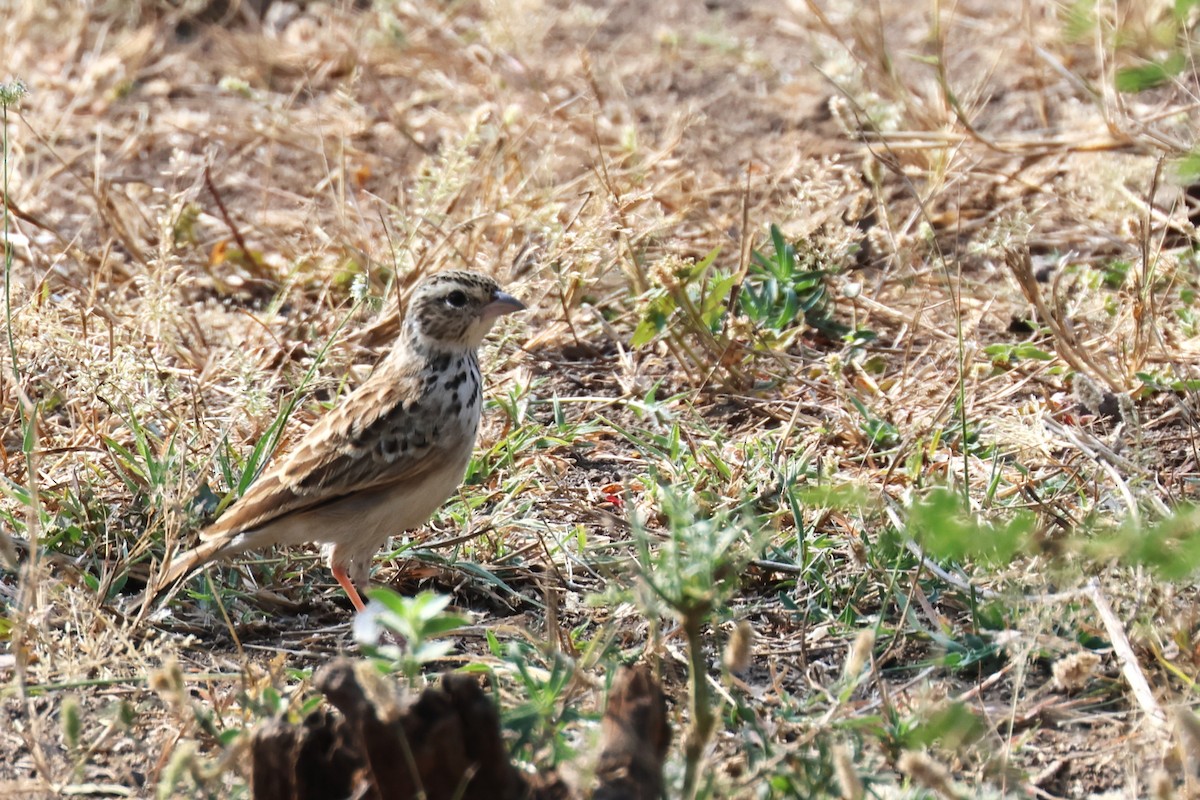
left=627, top=484, right=768, bottom=799
left=1176, top=304, right=1200, bottom=338
left=1136, top=368, right=1200, bottom=396
left=468, top=385, right=575, bottom=482
left=1096, top=258, right=1132, bottom=289
left=1115, top=52, right=1188, bottom=93
left=850, top=396, right=901, bottom=453
left=1, top=78, right=29, bottom=573
left=1063, top=0, right=1200, bottom=94
left=354, top=588, right=468, bottom=686
left=983, top=341, right=1053, bottom=367
left=740, top=224, right=848, bottom=340
left=631, top=247, right=737, bottom=380
left=630, top=226, right=872, bottom=388
left=1085, top=504, right=1200, bottom=580
left=101, top=406, right=190, bottom=529
left=484, top=635, right=589, bottom=766
left=904, top=487, right=1035, bottom=567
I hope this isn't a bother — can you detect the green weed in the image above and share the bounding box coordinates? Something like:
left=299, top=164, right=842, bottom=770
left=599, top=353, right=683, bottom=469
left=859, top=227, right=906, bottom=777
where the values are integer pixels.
left=355, top=588, right=469, bottom=686
left=630, top=226, right=874, bottom=387
left=624, top=484, right=770, bottom=798
left=741, top=224, right=854, bottom=342
left=485, top=635, right=591, bottom=766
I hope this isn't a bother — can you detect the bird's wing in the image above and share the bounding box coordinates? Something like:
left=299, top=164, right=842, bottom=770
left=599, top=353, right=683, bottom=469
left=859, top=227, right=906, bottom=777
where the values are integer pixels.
left=202, top=358, right=453, bottom=539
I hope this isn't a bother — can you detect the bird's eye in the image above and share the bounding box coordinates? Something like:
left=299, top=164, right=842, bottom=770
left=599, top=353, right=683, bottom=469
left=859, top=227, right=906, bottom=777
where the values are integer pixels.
left=445, top=290, right=468, bottom=308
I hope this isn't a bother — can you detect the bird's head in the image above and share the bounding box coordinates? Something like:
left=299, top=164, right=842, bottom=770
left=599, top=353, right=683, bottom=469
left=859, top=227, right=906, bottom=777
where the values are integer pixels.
left=404, top=270, right=525, bottom=351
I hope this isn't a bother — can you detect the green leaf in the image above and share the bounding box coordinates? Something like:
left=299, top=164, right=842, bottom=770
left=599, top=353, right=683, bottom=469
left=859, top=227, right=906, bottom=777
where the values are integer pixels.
left=410, top=640, right=455, bottom=663
left=909, top=488, right=1034, bottom=565
left=701, top=274, right=736, bottom=326
left=684, top=245, right=722, bottom=282
left=631, top=294, right=676, bottom=348
left=101, top=436, right=144, bottom=480
left=794, top=484, right=874, bottom=511
left=1137, top=371, right=1166, bottom=390
left=1012, top=343, right=1052, bottom=360
left=375, top=587, right=451, bottom=621
left=1176, top=0, right=1200, bottom=18
left=239, top=401, right=295, bottom=493
left=262, top=686, right=282, bottom=714
left=298, top=695, right=323, bottom=716
left=769, top=224, right=788, bottom=272
left=1115, top=53, right=1186, bottom=93
left=1119, top=507, right=1200, bottom=580
left=631, top=315, right=660, bottom=348
left=777, top=291, right=800, bottom=325
left=983, top=344, right=1012, bottom=363
left=419, top=614, right=470, bottom=638
left=1174, top=151, right=1200, bottom=182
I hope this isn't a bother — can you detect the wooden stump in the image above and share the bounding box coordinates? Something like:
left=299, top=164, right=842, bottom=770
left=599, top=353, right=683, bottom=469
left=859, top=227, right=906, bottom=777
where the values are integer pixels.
left=250, top=660, right=670, bottom=800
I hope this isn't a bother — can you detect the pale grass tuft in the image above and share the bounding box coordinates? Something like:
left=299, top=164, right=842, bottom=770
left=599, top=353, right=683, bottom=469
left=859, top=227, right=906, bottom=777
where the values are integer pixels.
left=897, top=750, right=960, bottom=800
left=832, top=743, right=864, bottom=800
left=1072, top=373, right=1106, bottom=417
left=848, top=535, right=868, bottom=568
left=723, top=619, right=754, bottom=675
left=843, top=627, right=875, bottom=681
left=148, top=658, right=187, bottom=708
left=1149, top=769, right=1175, bottom=800
left=1175, top=707, right=1200, bottom=781
left=0, top=78, right=27, bottom=107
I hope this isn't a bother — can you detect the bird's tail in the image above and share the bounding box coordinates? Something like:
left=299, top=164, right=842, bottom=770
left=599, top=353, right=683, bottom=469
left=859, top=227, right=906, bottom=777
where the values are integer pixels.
left=136, top=534, right=234, bottom=621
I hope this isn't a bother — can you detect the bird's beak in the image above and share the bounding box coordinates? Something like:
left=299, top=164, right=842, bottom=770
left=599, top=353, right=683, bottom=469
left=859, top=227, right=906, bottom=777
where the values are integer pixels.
left=483, top=291, right=525, bottom=318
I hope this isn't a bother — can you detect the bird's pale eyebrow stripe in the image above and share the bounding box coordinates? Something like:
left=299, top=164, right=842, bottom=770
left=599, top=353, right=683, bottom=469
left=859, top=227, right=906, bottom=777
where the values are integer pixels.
left=423, top=270, right=496, bottom=291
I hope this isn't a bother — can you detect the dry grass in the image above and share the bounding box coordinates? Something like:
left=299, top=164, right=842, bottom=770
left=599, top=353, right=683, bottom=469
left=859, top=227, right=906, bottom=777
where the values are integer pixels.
left=4, top=0, right=1200, bottom=797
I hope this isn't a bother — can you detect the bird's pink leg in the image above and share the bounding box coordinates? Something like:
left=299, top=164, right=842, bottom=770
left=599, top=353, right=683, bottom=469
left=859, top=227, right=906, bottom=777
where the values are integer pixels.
left=331, top=564, right=366, bottom=612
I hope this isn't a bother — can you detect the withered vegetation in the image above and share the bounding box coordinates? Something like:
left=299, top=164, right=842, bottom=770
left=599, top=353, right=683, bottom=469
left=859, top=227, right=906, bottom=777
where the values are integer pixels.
left=4, top=0, right=1200, bottom=797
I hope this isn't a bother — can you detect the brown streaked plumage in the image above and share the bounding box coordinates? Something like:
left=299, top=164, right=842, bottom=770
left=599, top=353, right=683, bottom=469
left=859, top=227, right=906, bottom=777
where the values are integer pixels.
left=153, top=270, right=524, bottom=613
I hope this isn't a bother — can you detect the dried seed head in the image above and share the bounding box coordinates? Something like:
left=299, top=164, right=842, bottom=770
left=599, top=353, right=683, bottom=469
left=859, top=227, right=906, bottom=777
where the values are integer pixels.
left=1149, top=769, right=1175, bottom=800
left=148, top=658, right=190, bottom=716
left=149, top=658, right=185, bottom=695
left=1051, top=651, right=1101, bottom=692
left=833, top=744, right=864, bottom=800
left=1072, top=373, right=1104, bottom=416
left=843, top=627, right=876, bottom=680
left=648, top=256, right=685, bottom=290
left=1117, top=392, right=1138, bottom=427
left=1176, top=707, right=1200, bottom=778
left=0, top=79, right=28, bottom=108
left=898, top=750, right=957, bottom=799
left=723, top=620, right=754, bottom=675
left=848, top=535, right=868, bottom=568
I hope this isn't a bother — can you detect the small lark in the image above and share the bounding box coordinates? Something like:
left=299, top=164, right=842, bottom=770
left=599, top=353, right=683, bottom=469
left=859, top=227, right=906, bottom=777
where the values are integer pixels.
left=154, top=270, right=524, bottom=613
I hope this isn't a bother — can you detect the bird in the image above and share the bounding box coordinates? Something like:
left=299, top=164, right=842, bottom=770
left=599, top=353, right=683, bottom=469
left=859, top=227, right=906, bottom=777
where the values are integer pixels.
left=152, top=269, right=525, bottom=614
